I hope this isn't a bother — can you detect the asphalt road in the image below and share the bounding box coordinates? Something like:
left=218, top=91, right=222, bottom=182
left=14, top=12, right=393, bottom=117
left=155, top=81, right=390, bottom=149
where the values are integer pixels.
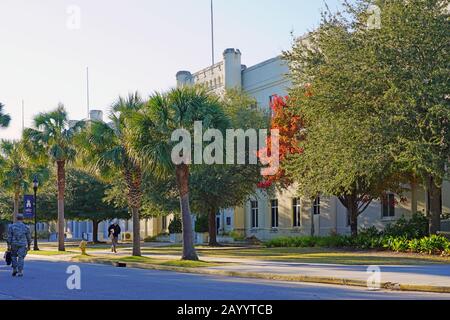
left=0, top=260, right=449, bottom=300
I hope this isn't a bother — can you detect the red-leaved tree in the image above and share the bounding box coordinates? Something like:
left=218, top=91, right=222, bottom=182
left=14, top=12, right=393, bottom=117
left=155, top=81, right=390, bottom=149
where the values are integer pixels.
left=258, top=95, right=306, bottom=188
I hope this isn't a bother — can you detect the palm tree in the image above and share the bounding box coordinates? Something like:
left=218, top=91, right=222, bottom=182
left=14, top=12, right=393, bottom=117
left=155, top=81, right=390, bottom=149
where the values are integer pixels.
left=75, top=93, right=144, bottom=256
left=0, top=103, right=11, bottom=128
left=0, top=140, right=48, bottom=222
left=23, top=104, right=80, bottom=251
left=127, top=87, right=229, bottom=261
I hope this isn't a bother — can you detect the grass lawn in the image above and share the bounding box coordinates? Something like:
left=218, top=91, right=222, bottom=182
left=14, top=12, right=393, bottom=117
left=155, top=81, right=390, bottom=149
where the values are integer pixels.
left=119, top=256, right=220, bottom=268
left=0, top=245, right=80, bottom=256
left=3, top=242, right=449, bottom=265
left=138, top=246, right=450, bottom=266
left=27, top=250, right=79, bottom=256
left=74, top=254, right=220, bottom=268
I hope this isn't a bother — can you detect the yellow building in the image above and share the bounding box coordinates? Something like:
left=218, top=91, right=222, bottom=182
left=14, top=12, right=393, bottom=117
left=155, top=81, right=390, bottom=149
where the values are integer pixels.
left=176, top=47, right=450, bottom=241
left=235, top=181, right=450, bottom=240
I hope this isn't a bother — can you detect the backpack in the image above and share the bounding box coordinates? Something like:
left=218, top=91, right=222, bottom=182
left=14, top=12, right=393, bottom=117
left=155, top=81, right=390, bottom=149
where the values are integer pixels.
left=4, top=251, right=12, bottom=266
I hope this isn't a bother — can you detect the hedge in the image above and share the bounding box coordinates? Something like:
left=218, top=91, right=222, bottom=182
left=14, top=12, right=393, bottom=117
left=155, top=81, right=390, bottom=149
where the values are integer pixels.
left=265, top=234, right=450, bottom=256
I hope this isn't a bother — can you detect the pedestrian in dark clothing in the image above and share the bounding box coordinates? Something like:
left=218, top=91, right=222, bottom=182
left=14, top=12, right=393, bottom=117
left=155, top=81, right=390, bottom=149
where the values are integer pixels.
left=108, top=220, right=121, bottom=253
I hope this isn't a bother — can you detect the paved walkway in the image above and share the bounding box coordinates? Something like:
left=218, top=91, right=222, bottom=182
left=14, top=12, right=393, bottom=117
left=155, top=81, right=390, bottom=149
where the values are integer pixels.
left=72, top=249, right=450, bottom=290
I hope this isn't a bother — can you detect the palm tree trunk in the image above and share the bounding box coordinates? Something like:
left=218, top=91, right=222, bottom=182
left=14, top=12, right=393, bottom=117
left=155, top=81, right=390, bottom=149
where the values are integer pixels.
left=92, top=219, right=99, bottom=243
left=13, top=190, right=19, bottom=223
left=57, top=160, right=66, bottom=251
left=176, top=164, right=198, bottom=261
left=124, top=166, right=142, bottom=257
left=131, top=207, right=141, bottom=256
left=208, top=208, right=219, bottom=247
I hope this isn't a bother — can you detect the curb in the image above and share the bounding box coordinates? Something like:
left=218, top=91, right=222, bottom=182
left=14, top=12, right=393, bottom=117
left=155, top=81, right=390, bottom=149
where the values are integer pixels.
left=71, top=257, right=450, bottom=294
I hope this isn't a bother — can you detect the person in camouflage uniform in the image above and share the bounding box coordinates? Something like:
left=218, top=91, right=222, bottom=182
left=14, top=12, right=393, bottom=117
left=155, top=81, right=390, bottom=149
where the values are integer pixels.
left=7, top=214, right=31, bottom=277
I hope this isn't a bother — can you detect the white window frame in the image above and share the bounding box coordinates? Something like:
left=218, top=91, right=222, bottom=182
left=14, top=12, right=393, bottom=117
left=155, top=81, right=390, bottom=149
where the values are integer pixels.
left=382, top=193, right=396, bottom=218
left=313, top=197, right=321, bottom=215
left=271, top=199, right=279, bottom=228
left=293, top=198, right=301, bottom=227
left=251, top=201, right=259, bottom=229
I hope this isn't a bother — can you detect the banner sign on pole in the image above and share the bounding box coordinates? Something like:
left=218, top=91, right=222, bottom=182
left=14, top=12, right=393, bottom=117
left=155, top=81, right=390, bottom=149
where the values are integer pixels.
left=24, top=195, right=34, bottom=219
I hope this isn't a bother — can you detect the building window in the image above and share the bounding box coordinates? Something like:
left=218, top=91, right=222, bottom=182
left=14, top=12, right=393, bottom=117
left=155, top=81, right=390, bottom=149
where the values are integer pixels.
left=293, top=198, right=301, bottom=227
left=162, top=216, right=167, bottom=230
left=271, top=199, right=279, bottom=228
left=269, top=95, right=276, bottom=104
left=313, top=197, right=321, bottom=215
left=382, top=193, right=396, bottom=218
left=269, top=95, right=277, bottom=116
left=226, top=217, right=231, bottom=226
left=251, top=201, right=259, bottom=228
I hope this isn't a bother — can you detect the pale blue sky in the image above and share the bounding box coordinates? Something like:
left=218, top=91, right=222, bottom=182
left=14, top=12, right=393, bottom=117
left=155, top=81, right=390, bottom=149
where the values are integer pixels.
left=0, top=0, right=344, bottom=140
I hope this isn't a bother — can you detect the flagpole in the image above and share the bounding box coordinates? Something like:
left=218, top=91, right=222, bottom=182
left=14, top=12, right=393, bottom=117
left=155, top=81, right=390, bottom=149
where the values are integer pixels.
left=211, top=0, right=215, bottom=66
left=86, top=67, right=90, bottom=118
left=21, top=100, right=24, bottom=132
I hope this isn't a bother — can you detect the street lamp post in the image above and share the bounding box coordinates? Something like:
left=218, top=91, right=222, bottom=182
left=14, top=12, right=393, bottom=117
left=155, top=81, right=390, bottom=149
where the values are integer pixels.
left=33, top=175, right=39, bottom=251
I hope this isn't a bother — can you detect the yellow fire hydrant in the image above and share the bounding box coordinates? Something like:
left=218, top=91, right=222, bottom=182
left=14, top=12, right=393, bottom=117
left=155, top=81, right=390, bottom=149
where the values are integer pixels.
left=79, top=240, right=88, bottom=255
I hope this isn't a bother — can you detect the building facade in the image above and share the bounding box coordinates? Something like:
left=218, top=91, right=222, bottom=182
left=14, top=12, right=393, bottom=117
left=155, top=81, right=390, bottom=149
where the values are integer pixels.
left=64, top=47, right=450, bottom=242
left=176, top=48, right=450, bottom=240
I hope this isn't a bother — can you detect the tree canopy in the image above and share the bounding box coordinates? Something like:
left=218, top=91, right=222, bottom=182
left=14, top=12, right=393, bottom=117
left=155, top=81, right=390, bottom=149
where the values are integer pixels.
left=281, top=0, right=449, bottom=235
left=0, top=103, right=11, bottom=128
left=75, top=92, right=146, bottom=254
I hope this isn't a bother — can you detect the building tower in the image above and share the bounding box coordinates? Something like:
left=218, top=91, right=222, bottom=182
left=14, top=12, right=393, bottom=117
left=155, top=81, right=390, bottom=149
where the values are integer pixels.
left=176, top=71, right=193, bottom=87
left=223, top=48, right=242, bottom=90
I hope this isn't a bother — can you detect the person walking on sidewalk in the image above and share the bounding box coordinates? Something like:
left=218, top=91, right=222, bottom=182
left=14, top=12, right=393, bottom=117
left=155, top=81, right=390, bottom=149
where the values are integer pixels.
left=7, top=214, right=32, bottom=277
left=108, top=220, right=121, bottom=253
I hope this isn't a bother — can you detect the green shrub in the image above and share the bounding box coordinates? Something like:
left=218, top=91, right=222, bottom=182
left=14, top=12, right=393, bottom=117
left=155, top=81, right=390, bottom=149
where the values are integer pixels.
left=144, top=233, right=169, bottom=243
left=418, top=235, right=449, bottom=255
left=266, top=235, right=352, bottom=249
left=194, top=214, right=209, bottom=233
left=444, top=248, right=450, bottom=257
left=384, top=236, right=410, bottom=252
left=383, top=235, right=450, bottom=254
left=360, top=227, right=382, bottom=238
left=266, top=237, right=314, bottom=248
left=354, top=235, right=385, bottom=250
left=144, top=235, right=158, bottom=243
left=168, top=216, right=182, bottom=234
left=384, top=214, right=429, bottom=239
left=299, top=236, right=317, bottom=247
left=408, top=238, right=421, bottom=252
left=230, top=231, right=245, bottom=241
left=265, top=233, right=450, bottom=256
left=353, top=228, right=382, bottom=249
left=316, top=235, right=353, bottom=248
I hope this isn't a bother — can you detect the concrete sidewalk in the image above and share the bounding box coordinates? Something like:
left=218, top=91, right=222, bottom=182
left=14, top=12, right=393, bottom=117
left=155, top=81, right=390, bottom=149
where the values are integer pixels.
left=207, top=260, right=450, bottom=290
left=60, top=249, right=450, bottom=293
